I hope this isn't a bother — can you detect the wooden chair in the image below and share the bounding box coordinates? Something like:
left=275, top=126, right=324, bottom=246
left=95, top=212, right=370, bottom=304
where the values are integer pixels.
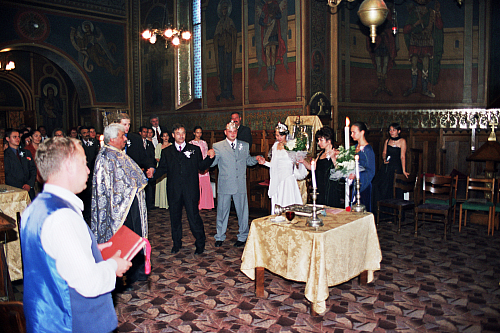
left=376, top=173, right=418, bottom=234
left=458, top=177, right=495, bottom=235
left=414, top=175, right=457, bottom=240
left=423, top=174, right=458, bottom=225
left=0, top=301, right=26, bottom=333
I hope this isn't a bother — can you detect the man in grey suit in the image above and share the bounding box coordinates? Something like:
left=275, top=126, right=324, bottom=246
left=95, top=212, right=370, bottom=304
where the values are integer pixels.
left=211, top=121, right=264, bottom=247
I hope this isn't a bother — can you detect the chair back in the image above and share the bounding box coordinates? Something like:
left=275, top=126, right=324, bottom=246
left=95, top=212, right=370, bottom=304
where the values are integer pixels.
left=393, top=173, right=417, bottom=198
left=465, top=177, right=495, bottom=203
left=421, top=174, right=455, bottom=205
left=0, top=301, right=26, bottom=333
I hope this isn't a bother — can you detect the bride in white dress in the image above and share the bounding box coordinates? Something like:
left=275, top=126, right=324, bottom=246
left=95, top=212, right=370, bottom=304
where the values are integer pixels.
left=262, top=123, right=308, bottom=214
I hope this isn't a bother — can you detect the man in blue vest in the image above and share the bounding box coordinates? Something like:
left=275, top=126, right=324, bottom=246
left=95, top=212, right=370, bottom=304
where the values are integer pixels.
left=20, top=137, right=132, bottom=333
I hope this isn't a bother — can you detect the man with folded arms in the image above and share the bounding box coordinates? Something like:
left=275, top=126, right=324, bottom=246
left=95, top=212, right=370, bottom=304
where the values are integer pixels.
left=21, top=137, right=131, bottom=333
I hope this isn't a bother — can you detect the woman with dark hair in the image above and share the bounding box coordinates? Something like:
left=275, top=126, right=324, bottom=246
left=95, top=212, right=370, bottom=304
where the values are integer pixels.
left=300, top=126, right=341, bottom=208
left=189, top=126, right=214, bottom=210
left=262, top=122, right=308, bottom=213
left=155, top=131, right=171, bottom=209
left=349, top=121, right=376, bottom=212
left=371, top=123, right=409, bottom=208
left=21, top=131, right=32, bottom=148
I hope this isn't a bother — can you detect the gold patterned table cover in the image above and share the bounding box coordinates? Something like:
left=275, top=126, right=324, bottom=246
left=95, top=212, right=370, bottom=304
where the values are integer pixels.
left=0, top=184, right=30, bottom=281
left=241, top=210, right=382, bottom=314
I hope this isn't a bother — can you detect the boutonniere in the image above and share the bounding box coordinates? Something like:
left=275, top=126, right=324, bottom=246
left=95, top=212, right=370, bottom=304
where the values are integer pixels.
left=27, top=156, right=31, bottom=161
left=238, top=143, right=243, bottom=151
left=88, top=140, right=93, bottom=146
left=184, top=150, right=195, bottom=158
left=127, top=140, right=131, bottom=147
left=19, top=151, right=25, bottom=157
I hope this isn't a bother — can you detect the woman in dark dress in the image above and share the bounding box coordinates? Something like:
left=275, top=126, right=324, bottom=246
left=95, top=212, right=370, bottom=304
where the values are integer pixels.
left=349, top=122, right=376, bottom=212
left=371, top=123, right=409, bottom=209
left=299, top=127, right=341, bottom=208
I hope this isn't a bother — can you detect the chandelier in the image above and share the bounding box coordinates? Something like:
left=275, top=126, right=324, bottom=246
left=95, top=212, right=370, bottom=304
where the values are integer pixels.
left=142, top=27, right=191, bottom=47
left=0, top=51, right=15, bottom=71
left=141, top=1, right=191, bottom=48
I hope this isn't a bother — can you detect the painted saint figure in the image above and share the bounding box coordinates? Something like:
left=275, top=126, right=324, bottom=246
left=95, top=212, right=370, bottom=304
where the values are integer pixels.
left=214, top=0, right=237, bottom=101
left=402, top=0, right=443, bottom=98
left=257, top=0, right=287, bottom=91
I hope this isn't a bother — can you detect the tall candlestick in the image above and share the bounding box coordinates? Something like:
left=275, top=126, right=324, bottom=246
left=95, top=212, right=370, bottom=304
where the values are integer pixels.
left=311, top=160, right=317, bottom=189
left=345, top=117, right=350, bottom=150
left=355, top=154, right=360, bottom=180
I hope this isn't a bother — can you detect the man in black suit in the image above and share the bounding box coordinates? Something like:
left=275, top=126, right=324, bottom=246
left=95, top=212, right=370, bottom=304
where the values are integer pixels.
left=139, top=126, right=157, bottom=210
left=231, top=111, right=252, bottom=147
left=114, top=113, right=155, bottom=179
left=155, top=124, right=215, bottom=255
left=4, top=129, right=36, bottom=199
left=79, top=126, right=100, bottom=222
left=149, top=115, right=168, bottom=147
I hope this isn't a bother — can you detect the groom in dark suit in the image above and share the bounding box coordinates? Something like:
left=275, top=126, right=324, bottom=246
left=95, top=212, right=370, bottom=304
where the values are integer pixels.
left=155, top=124, right=215, bottom=254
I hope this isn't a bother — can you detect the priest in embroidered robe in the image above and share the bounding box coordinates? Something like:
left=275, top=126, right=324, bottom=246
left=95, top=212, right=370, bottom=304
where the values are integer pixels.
left=21, top=137, right=131, bottom=333
left=91, top=123, right=149, bottom=284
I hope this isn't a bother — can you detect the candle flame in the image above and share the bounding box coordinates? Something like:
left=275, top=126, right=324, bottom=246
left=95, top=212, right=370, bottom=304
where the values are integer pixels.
left=345, top=117, right=350, bottom=127
left=355, top=154, right=359, bottom=160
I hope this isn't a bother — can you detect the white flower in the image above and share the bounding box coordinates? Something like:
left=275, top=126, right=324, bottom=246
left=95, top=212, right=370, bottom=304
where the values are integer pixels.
left=19, top=151, right=24, bottom=157
left=285, top=139, right=296, bottom=151
left=184, top=150, right=194, bottom=158
left=238, top=143, right=243, bottom=151
left=127, top=140, right=131, bottom=147
left=88, top=140, right=93, bottom=146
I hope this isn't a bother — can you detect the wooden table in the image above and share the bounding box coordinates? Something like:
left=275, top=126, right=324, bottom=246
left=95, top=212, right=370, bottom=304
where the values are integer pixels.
left=0, top=185, right=31, bottom=281
left=240, top=209, right=382, bottom=315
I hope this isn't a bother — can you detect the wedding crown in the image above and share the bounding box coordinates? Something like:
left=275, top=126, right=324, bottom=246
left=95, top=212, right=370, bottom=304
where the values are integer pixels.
left=275, top=122, right=288, bottom=134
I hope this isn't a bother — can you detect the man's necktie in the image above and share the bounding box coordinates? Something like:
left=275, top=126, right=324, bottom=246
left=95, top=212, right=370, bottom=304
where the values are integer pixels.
left=179, top=145, right=182, bottom=152
left=155, top=128, right=160, bottom=139
left=144, top=139, right=147, bottom=149
left=231, top=142, right=235, bottom=150
left=16, top=149, right=20, bottom=161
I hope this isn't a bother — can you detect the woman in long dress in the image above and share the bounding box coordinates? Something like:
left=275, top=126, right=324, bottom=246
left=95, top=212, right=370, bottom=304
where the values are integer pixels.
left=262, top=123, right=308, bottom=214
left=155, top=132, right=171, bottom=209
left=299, top=126, right=341, bottom=208
left=189, top=126, right=214, bottom=210
left=371, top=123, right=409, bottom=208
left=349, top=122, right=376, bottom=212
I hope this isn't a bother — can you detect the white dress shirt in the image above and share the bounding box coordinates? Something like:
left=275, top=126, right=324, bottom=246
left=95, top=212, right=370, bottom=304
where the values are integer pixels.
left=226, top=138, right=237, bottom=149
left=152, top=127, right=161, bottom=147
left=36, top=184, right=118, bottom=297
left=175, top=142, right=186, bottom=151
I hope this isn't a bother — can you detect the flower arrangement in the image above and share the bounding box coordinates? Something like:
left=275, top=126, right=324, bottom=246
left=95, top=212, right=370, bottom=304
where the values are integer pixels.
left=284, top=136, right=307, bottom=152
left=330, top=145, right=363, bottom=180
left=284, top=136, right=307, bottom=163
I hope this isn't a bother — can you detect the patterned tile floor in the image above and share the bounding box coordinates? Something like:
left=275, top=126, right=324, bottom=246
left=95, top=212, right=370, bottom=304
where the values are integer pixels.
left=112, top=208, right=500, bottom=332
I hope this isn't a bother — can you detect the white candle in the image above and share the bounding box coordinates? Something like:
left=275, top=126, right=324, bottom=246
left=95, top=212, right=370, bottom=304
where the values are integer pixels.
left=355, top=154, right=360, bottom=180
left=345, top=117, right=350, bottom=150
left=99, top=134, right=104, bottom=148
left=311, top=160, right=317, bottom=189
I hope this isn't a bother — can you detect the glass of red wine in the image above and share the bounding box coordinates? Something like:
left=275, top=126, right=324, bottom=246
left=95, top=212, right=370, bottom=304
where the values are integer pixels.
left=285, top=211, right=295, bottom=221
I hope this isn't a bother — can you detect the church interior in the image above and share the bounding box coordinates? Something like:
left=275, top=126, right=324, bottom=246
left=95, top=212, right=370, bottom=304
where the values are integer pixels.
left=1, top=0, right=500, bottom=331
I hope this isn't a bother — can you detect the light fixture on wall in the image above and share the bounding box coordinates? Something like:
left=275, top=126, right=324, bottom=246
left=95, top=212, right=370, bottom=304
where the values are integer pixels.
left=0, top=51, right=15, bottom=71
left=141, top=2, right=191, bottom=47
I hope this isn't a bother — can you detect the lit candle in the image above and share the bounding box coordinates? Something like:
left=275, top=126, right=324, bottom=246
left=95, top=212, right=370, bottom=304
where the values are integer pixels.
left=99, top=134, right=104, bottom=148
left=311, top=160, right=317, bottom=189
left=345, top=117, right=350, bottom=150
left=355, top=154, right=360, bottom=180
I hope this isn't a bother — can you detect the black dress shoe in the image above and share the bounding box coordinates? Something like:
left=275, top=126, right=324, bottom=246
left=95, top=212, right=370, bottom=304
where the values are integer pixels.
left=234, top=240, right=246, bottom=247
left=215, top=241, right=223, bottom=247
left=171, top=245, right=181, bottom=254
left=194, top=247, right=204, bottom=255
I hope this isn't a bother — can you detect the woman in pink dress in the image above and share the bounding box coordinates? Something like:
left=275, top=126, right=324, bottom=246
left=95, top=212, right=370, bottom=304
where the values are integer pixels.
left=190, top=126, right=214, bottom=210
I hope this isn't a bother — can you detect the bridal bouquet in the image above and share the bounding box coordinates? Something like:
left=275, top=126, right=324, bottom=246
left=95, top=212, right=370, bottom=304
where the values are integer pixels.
left=284, top=136, right=307, bottom=163
left=330, top=145, right=363, bottom=180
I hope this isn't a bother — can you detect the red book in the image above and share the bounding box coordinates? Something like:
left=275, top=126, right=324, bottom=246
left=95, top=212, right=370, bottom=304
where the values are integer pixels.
left=100, top=225, right=147, bottom=261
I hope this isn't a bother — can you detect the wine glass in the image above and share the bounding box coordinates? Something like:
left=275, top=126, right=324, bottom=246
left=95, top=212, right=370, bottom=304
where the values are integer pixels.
left=285, top=211, right=295, bottom=222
